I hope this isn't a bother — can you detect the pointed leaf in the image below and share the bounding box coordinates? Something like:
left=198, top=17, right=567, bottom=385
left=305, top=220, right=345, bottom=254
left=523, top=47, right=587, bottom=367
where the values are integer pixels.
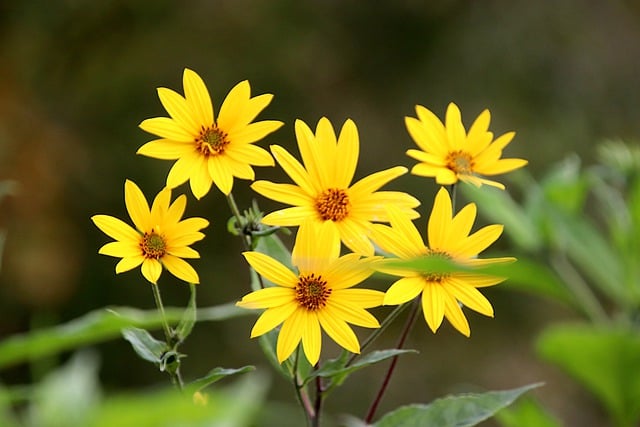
left=185, top=366, right=255, bottom=394
left=305, top=349, right=417, bottom=386
left=176, top=284, right=197, bottom=341
left=536, top=324, right=640, bottom=427
left=371, top=383, right=542, bottom=427
left=121, top=327, right=166, bottom=363
left=495, top=397, right=563, bottom=427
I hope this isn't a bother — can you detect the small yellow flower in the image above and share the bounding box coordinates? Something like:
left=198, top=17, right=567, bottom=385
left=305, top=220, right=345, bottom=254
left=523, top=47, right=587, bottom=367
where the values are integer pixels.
left=138, top=68, right=283, bottom=199
left=252, top=118, right=420, bottom=256
left=371, top=187, right=514, bottom=337
left=405, top=102, right=527, bottom=189
left=92, top=180, right=209, bottom=285
left=237, top=222, right=384, bottom=365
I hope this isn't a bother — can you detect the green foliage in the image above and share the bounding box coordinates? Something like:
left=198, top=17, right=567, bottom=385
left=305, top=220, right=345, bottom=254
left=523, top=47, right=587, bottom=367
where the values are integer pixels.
left=0, top=303, right=250, bottom=370
left=175, top=284, right=197, bottom=342
left=537, top=324, right=640, bottom=427
left=343, top=383, right=541, bottom=427
left=121, top=327, right=166, bottom=364
left=306, top=349, right=418, bottom=387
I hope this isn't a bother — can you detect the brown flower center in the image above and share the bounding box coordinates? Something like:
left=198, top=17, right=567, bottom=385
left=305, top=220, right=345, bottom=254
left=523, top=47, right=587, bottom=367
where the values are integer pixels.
left=196, top=125, right=229, bottom=156
left=445, top=151, right=474, bottom=175
left=315, top=188, right=350, bottom=221
left=423, top=249, right=452, bottom=283
left=141, top=231, right=167, bottom=259
left=295, top=273, right=331, bottom=311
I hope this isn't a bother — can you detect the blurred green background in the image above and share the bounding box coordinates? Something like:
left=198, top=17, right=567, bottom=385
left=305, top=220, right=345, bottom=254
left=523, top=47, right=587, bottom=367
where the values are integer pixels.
left=1, top=1, right=639, bottom=426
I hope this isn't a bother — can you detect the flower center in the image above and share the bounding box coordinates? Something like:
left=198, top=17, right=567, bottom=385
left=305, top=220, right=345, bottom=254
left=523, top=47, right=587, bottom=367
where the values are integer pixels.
left=423, top=249, right=452, bottom=283
left=295, top=273, right=331, bottom=311
left=196, top=126, right=229, bottom=156
left=445, top=151, right=474, bottom=175
left=141, top=231, right=167, bottom=259
left=315, top=188, right=350, bottom=221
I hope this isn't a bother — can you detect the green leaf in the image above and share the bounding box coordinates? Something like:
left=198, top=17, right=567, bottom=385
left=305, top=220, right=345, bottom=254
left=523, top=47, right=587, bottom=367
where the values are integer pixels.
left=121, top=327, right=166, bottom=364
left=536, top=324, right=640, bottom=427
left=0, top=303, right=252, bottom=370
left=496, top=256, right=573, bottom=305
left=176, top=284, right=197, bottom=342
left=254, top=231, right=294, bottom=275
left=461, top=183, right=542, bottom=252
left=371, top=383, right=542, bottom=427
left=305, top=349, right=417, bottom=387
left=495, top=397, right=563, bottom=427
left=185, top=366, right=255, bottom=394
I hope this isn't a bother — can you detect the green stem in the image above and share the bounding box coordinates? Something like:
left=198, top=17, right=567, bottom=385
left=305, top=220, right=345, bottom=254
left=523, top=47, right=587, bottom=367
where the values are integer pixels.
left=292, top=347, right=315, bottom=426
left=364, top=299, right=420, bottom=423
left=151, top=283, right=172, bottom=344
left=449, top=183, right=457, bottom=213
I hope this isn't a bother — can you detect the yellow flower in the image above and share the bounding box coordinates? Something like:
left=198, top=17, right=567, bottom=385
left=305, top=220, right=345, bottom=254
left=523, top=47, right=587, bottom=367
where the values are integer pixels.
left=236, top=222, right=384, bottom=365
left=371, top=187, right=514, bottom=336
left=138, top=68, right=283, bottom=199
left=92, top=180, right=209, bottom=285
left=405, top=102, right=527, bottom=189
left=251, top=118, right=420, bottom=256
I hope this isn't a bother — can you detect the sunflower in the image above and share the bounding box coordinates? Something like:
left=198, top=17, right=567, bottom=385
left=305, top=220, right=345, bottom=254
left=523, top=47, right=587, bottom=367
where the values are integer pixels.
left=371, top=187, right=514, bottom=336
left=138, top=68, right=283, bottom=199
left=236, top=222, right=384, bottom=365
left=92, top=180, right=208, bottom=284
left=251, top=118, right=420, bottom=256
left=405, top=102, right=527, bottom=189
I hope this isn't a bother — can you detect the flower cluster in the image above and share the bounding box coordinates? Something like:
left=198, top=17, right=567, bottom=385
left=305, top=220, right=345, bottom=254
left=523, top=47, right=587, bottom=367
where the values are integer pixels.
left=93, top=68, right=526, bottom=365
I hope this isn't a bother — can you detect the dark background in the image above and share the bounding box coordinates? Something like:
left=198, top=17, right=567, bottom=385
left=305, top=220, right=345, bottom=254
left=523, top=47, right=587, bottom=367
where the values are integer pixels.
left=1, top=1, right=639, bottom=425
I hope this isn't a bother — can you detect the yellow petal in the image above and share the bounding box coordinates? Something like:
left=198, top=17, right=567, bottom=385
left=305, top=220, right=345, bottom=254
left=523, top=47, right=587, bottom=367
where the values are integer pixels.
left=183, top=68, right=214, bottom=127
left=277, top=309, right=305, bottom=362
left=261, top=206, right=318, bottom=227
left=446, top=277, right=494, bottom=317
left=292, top=221, right=340, bottom=273
left=326, top=299, right=380, bottom=328
left=216, top=80, right=250, bottom=131
left=141, top=258, right=162, bottom=284
left=157, top=87, right=200, bottom=132
left=166, top=151, right=201, bottom=189
left=243, top=252, right=298, bottom=288
left=350, top=191, right=420, bottom=222
left=187, top=155, right=212, bottom=199
left=165, top=193, right=187, bottom=224
left=445, top=103, right=466, bottom=151
left=384, top=277, right=424, bottom=306
left=92, top=215, right=140, bottom=242
left=386, top=205, right=426, bottom=255
left=443, top=293, right=470, bottom=337
left=453, top=224, right=503, bottom=257
left=427, top=187, right=452, bottom=249
left=476, top=158, right=528, bottom=176
left=466, top=110, right=492, bottom=155
left=295, top=119, right=329, bottom=188
left=406, top=149, right=447, bottom=166
left=228, top=120, right=284, bottom=145
left=335, top=218, right=374, bottom=256
left=371, top=224, right=425, bottom=260
left=150, top=187, right=172, bottom=226
left=334, top=119, right=359, bottom=188
left=271, top=145, right=319, bottom=196
left=99, top=241, right=141, bottom=258
left=166, top=246, right=200, bottom=259
left=250, top=181, right=313, bottom=206
left=334, top=288, right=384, bottom=308
left=225, top=143, right=275, bottom=167
left=139, top=117, right=195, bottom=142
left=323, top=253, right=374, bottom=290
left=137, top=139, right=194, bottom=160
left=422, top=282, right=445, bottom=333
left=318, top=310, right=360, bottom=354
left=349, top=166, right=407, bottom=196
left=248, top=303, right=298, bottom=337
left=162, top=254, right=199, bottom=284
left=125, top=180, right=151, bottom=232
left=237, top=287, right=295, bottom=309
left=115, top=255, right=145, bottom=273
left=207, top=155, right=232, bottom=196
left=300, top=311, right=322, bottom=365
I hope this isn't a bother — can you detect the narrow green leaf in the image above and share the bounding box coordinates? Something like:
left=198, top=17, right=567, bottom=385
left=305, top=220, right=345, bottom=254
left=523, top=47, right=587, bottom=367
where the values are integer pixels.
left=0, top=303, right=252, bottom=370
left=371, top=383, right=542, bottom=427
left=185, top=366, right=255, bottom=394
left=254, top=231, right=294, bottom=273
left=305, top=349, right=417, bottom=387
left=121, top=327, right=166, bottom=363
left=536, top=324, right=640, bottom=427
left=176, top=284, right=197, bottom=342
